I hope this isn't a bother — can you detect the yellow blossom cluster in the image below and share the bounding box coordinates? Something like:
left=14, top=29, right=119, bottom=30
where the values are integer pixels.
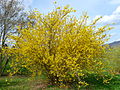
left=6, top=5, right=112, bottom=85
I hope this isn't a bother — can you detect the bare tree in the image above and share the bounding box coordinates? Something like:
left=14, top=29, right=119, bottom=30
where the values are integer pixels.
left=0, top=0, right=25, bottom=47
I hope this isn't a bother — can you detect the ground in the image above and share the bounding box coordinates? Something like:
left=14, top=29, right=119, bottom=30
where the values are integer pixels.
left=0, top=74, right=120, bottom=90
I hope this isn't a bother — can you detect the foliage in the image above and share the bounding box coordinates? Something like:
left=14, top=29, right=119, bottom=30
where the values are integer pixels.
left=81, top=74, right=120, bottom=90
left=6, top=5, right=113, bottom=87
left=106, top=46, right=120, bottom=74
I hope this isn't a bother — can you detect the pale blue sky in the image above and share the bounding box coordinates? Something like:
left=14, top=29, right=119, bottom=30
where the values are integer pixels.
left=24, top=0, right=120, bottom=43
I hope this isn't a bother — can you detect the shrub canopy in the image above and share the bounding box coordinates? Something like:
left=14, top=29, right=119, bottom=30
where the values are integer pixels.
left=7, top=5, right=113, bottom=86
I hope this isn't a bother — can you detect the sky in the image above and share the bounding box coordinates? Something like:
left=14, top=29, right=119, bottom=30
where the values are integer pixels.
left=24, top=0, right=120, bottom=43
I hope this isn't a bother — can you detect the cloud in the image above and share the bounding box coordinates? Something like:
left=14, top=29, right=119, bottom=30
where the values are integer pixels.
left=95, top=6, right=120, bottom=25
left=110, top=0, right=120, bottom=4
left=116, top=38, right=120, bottom=41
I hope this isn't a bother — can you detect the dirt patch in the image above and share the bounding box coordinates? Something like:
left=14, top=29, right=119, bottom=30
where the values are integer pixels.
left=31, top=80, right=49, bottom=90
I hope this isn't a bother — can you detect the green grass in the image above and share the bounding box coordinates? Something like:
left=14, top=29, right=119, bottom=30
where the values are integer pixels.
left=0, top=74, right=120, bottom=90
left=0, top=75, right=48, bottom=90
left=82, top=74, right=120, bottom=90
left=0, top=76, right=33, bottom=90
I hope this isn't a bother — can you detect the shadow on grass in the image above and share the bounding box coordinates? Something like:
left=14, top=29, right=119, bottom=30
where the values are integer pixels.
left=81, top=74, right=120, bottom=90
left=42, top=74, right=120, bottom=90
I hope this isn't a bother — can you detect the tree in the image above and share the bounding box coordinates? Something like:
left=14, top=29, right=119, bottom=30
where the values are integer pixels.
left=0, top=0, right=24, bottom=46
left=7, top=5, right=113, bottom=86
left=0, top=0, right=27, bottom=76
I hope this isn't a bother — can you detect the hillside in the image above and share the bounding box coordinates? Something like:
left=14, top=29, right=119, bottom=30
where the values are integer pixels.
left=108, top=41, right=120, bottom=47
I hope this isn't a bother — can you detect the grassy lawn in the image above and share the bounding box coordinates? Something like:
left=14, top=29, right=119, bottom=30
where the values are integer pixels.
left=0, top=75, right=47, bottom=90
left=0, top=74, right=120, bottom=90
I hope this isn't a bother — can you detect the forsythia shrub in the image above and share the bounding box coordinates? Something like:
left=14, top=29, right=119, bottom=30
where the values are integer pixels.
left=6, top=5, right=113, bottom=87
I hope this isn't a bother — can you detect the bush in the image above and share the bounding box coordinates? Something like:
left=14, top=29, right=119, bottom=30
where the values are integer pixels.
left=6, top=5, right=113, bottom=87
